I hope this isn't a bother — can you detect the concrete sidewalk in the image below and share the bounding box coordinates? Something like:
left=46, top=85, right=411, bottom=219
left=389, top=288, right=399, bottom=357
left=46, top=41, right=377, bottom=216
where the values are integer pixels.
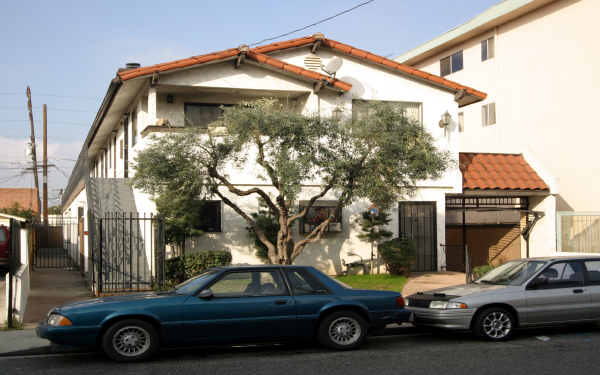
left=402, top=271, right=465, bottom=297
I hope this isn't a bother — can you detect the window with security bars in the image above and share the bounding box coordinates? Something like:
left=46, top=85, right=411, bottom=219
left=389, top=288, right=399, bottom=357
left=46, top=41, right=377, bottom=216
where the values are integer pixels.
left=299, top=201, right=342, bottom=234
left=482, top=103, right=496, bottom=126
left=352, top=99, right=423, bottom=124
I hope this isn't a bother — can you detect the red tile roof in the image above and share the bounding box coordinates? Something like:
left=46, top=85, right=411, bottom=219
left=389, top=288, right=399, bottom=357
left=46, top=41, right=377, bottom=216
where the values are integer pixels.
left=246, top=51, right=352, bottom=92
left=0, top=188, right=40, bottom=213
left=459, top=153, right=549, bottom=191
left=117, top=34, right=486, bottom=102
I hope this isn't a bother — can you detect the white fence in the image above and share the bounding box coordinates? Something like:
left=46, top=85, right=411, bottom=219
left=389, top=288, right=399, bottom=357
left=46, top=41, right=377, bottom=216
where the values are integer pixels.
left=557, top=212, right=600, bottom=253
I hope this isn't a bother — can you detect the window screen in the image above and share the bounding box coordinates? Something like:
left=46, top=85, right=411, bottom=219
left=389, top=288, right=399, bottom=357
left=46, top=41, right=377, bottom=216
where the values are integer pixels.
left=184, top=103, right=231, bottom=128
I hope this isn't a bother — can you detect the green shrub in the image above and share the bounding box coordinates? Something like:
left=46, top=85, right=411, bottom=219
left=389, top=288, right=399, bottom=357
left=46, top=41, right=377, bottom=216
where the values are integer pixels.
left=378, top=237, right=416, bottom=276
left=166, top=251, right=232, bottom=284
left=472, top=263, right=495, bottom=280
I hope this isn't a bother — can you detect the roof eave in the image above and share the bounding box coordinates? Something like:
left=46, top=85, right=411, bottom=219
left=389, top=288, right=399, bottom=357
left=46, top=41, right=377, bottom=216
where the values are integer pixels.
left=396, top=0, right=556, bottom=65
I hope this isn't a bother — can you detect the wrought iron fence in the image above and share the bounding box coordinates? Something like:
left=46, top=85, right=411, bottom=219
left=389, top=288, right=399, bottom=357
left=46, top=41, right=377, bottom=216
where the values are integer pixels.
left=33, top=217, right=80, bottom=270
left=88, top=212, right=165, bottom=295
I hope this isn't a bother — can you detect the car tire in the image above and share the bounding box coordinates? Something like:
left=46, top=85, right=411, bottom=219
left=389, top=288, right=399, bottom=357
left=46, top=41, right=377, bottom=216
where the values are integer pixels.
left=317, top=311, right=367, bottom=350
left=101, top=319, right=159, bottom=362
left=474, top=307, right=515, bottom=341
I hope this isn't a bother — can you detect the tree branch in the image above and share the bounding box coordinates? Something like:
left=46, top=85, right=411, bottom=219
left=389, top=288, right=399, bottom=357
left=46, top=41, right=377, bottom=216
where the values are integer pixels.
left=287, top=178, right=336, bottom=226
left=208, top=167, right=280, bottom=217
left=214, top=190, right=277, bottom=261
left=254, top=136, right=280, bottom=190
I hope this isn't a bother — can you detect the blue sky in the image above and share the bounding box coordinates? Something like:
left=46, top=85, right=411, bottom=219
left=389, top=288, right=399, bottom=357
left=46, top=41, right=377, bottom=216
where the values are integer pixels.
left=0, top=0, right=500, bottom=201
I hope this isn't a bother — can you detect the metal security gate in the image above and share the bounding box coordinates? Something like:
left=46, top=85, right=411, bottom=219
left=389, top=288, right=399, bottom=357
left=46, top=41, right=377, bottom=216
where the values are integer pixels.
left=399, top=201, right=437, bottom=272
left=33, top=217, right=80, bottom=270
left=89, top=212, right=165, bottom=295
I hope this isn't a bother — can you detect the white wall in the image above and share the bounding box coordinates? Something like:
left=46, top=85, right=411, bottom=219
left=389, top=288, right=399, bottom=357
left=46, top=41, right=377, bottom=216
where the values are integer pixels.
left=409, top=0, right=599, bottom=214
left=2, top=227, right=31, bottom=325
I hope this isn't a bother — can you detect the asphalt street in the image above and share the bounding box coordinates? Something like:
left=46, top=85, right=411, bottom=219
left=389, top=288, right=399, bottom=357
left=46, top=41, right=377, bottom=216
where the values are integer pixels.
left=2, top=325, right=600, bottom=375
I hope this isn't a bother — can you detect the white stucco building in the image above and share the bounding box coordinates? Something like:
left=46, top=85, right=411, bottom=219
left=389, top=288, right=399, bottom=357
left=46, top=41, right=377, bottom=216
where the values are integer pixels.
left=396, top=0, right=600, bottom=261
left=62, top=34, right=493, bottom=275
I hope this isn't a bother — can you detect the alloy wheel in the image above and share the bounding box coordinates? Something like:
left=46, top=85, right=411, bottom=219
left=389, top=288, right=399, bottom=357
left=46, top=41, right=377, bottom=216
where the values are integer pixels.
left=328, top=317, right=362, bottom=346
left=482, top=311, right=512, bottom=339
left=112, top=325, right=151, bottom=357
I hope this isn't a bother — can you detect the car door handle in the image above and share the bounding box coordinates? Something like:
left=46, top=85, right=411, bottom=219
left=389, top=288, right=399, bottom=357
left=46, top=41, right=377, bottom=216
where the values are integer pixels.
left=573, top=289, right=584, bottom=294
left=274, top=300, right=288, bottom=305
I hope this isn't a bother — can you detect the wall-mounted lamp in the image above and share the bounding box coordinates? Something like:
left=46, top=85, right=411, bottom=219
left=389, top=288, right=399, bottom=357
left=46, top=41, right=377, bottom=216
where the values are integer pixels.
left=439, top=111, right=451, bottom=128
left=166, top=94, right=174, bottom=104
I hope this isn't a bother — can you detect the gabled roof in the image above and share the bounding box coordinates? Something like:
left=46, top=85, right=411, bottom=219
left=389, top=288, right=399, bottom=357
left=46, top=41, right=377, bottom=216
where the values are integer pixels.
left=117, top=33, right=486, bottom=105
left=0, top=188, right=40, bottom=213
left=459, top=153, right=549, bottom=191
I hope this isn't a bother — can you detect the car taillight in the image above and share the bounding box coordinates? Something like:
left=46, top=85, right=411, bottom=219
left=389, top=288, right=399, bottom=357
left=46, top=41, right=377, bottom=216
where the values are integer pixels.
left=396, top=296, right=405, bottom=308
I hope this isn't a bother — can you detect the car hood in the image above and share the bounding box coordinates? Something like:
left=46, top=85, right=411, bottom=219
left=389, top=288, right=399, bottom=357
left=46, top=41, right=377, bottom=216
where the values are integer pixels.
left=56, top=291, right=179, bottom=312
left=415, top=283, right=507, bottom=298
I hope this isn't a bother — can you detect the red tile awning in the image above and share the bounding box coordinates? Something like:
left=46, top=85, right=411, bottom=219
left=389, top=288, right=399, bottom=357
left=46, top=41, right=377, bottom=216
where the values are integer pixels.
left=459, top=153, right=549, bottom=191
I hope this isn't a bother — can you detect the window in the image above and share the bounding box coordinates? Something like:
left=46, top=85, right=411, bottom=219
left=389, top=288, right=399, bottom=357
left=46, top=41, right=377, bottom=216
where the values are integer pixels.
left=481, top=37, right=495, bottom=61
left=482, top=103, right=496, bottom=126
left=530, top=262, right=584, bottom=289
left=458, top=112, right=464, bottom=133
left=131, top=112, right=137, bottom=146
left=299, top=201, right=342, bottom=234
left=584, top=261, right=600, bottom=285
left=352, top=99, right=422, bottom=124
left=440, top=50, right=463, bottom=76
left=193, top=200, right=222, bottom=232
left=285, top=269, right=329, bottom=295
left=119, top=139, right=123, bottom=159
left=184, top=103, right=232, bottom=128
left=210, top=271, right=288, bottom=297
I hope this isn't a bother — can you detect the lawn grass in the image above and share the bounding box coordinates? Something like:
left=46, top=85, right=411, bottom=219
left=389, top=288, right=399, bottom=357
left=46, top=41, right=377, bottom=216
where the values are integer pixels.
left=335, top=274, right=408, bottom=293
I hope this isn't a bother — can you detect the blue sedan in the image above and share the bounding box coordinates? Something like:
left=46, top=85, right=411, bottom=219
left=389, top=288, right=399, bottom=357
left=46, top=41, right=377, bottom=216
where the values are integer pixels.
left=37, top=265, right=410, bottom=361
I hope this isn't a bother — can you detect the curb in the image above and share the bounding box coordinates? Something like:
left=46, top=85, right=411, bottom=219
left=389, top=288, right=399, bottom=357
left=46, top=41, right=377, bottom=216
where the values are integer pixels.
left=0, top=344, right=96, bottom=357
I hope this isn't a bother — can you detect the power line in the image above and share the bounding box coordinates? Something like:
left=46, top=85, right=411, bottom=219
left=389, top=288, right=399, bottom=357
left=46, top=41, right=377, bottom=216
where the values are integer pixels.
left=1, top=120, right=89, bottom=126
left=0, top=92, right=100, bottom=100
left=0, top=105, right=95, bottom=113
left=250, top=0, right=376, bottom=46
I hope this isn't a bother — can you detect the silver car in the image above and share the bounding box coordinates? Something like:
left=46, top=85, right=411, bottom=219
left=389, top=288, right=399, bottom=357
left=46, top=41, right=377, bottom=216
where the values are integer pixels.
left=406, top=256, right=600, bottom=341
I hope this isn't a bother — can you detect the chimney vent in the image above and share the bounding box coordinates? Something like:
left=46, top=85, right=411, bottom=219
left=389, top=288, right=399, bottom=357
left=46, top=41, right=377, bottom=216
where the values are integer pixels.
left=125, top=62, right=141, bottom=70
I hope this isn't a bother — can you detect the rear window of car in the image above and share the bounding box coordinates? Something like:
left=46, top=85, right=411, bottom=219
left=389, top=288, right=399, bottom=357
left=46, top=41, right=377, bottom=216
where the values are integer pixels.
left=0, top=228, right=6, bottom=243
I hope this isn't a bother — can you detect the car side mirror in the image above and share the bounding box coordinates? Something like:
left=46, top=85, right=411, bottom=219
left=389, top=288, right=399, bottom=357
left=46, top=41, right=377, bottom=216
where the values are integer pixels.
left=198, top=289, right=213, bottom=299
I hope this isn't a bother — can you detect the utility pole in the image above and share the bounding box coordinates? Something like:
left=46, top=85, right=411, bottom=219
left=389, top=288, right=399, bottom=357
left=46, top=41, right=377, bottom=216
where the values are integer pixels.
left=26, top=86, right=41, bottom=221
left=43, top=104, right=48, bottom=225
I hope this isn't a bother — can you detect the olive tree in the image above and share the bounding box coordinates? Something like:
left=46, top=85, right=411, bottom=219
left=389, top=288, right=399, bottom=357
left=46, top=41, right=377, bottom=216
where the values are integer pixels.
left=133, top=99, right=451, bottom=264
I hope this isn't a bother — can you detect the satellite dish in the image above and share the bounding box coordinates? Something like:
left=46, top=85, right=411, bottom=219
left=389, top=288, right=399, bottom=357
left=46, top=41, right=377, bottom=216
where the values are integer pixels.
left=322, top=58, right=343, bottom=77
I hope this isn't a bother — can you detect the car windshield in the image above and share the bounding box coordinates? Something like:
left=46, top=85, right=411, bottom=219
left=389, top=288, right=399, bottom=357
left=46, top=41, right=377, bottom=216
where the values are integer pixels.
left=475, top=260, right=546, bottom=286
left=174, top=270, right=220, bottom=295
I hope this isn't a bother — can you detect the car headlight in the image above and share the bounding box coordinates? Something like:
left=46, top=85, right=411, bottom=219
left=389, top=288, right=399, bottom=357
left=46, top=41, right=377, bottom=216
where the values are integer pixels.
left=429, top=301, right=468, bottom=309
left=47, top=313, right=72, bottom=326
